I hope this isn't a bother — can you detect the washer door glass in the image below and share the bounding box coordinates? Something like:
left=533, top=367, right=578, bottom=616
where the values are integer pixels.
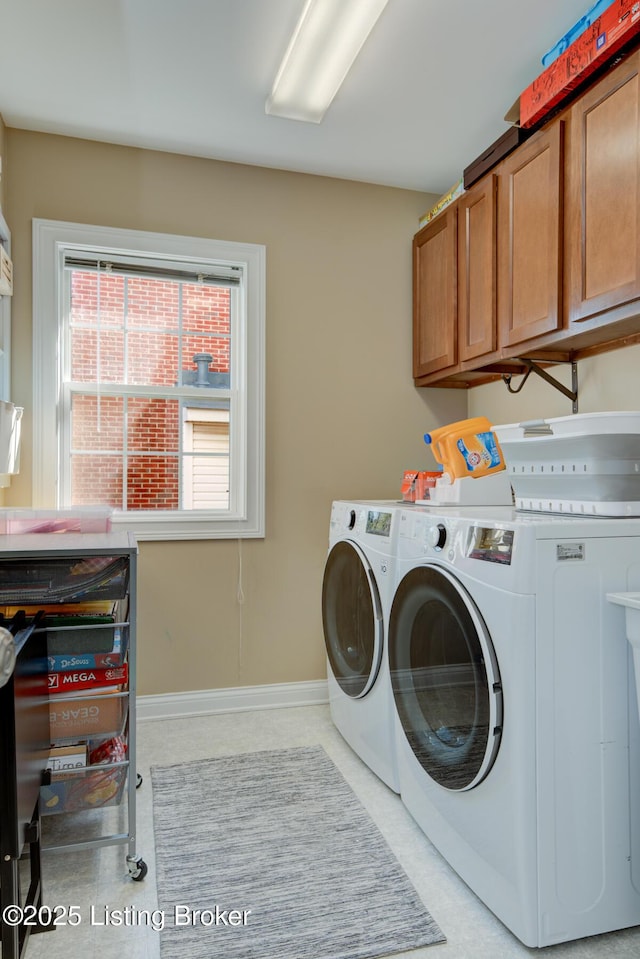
left=389, top=565, right=502, bottom=791
left=322, top=540, right=383, bottom=699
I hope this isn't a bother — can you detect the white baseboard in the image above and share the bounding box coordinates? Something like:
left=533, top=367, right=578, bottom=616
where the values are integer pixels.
left=137, top=679, right=329, bottom=723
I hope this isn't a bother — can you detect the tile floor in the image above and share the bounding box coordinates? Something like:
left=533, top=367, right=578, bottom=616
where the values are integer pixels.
left=21, top=704, right=640, bottom=958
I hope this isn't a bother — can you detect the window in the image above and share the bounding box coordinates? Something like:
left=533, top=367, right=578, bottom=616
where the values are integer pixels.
left=32, top=220, right=265, bottom=540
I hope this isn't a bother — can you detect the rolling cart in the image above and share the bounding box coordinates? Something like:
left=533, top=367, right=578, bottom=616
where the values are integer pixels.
left=0, top=531, right=146, bottom=887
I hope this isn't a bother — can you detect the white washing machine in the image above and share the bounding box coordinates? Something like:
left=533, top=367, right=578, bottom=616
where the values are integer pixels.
left=322, top=500, right=402, bottom=792
left=388, top=506, right=640, bottom=947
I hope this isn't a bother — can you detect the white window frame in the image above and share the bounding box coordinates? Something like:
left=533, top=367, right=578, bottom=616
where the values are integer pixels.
left=32, top=219, right=265, bottom=540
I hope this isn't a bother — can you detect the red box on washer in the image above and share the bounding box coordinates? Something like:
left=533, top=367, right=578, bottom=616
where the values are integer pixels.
left=401, top=470, right=441, bottom=503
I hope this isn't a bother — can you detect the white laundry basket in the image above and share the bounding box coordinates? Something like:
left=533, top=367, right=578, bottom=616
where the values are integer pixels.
left=494, top=411, right=640, bottom=516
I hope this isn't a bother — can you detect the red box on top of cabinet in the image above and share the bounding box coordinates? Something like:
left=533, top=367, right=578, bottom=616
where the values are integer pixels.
left=518, top=0, right=640, bottom=128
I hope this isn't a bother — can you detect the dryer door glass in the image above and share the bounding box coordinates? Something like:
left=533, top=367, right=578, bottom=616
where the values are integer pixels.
left=322, top=540, right=383, bottom=699
left=389, top=565, right=502, bottom=790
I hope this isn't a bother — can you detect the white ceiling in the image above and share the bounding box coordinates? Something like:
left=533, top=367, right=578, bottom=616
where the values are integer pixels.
left=0, top=0, right=593, bottom=195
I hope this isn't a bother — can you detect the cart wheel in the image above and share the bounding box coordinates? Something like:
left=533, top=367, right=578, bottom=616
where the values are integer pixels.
left=127, top=856, right=148, bottom=881
left=136, top=773, right=143, bottom=788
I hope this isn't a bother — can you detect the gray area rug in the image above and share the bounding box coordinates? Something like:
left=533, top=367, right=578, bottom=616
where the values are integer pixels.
left=151, top=745, right=445, bottom=959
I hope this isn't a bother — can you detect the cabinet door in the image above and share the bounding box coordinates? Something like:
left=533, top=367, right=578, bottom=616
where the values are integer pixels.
left=497, top=120, right=563, bottom=348
left=565, top=50, right=640, bottom=324
left=413, top=205, right=457, bottom=378
left=458, top=175, right=497, bottom=361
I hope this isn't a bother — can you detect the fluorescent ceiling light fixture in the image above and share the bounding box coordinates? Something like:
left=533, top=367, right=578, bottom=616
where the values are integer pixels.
left=266, top=0, right=390, bottom=123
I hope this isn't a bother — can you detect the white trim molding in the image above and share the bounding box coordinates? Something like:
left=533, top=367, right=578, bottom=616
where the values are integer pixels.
left=137, top=679, right=329, bottom=723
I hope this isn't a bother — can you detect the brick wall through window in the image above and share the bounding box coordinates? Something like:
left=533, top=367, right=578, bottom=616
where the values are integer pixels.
left=70, top=271, right=231, bottom=510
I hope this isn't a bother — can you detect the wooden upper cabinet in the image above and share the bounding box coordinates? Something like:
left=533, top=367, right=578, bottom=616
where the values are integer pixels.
left=565, top=49, right=640, bottom=325
left=458, top=174, right=497, bottom=361
left=411, top=50, right=640, bottom=387
left=497, top=120, right=564, bottom=348
left=413, top=204, right=457, bottom=378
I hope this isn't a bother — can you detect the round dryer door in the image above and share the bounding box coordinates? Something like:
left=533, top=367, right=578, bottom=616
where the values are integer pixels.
left=389, top=565, right=502, bottom=791
left=322, top=540, right=383, bottom=699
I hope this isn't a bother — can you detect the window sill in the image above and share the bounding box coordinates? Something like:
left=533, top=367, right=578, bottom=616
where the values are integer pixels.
left=110, top=510, right=265, bottom=541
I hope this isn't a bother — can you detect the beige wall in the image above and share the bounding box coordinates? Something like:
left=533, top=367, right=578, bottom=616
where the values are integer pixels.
left=469, top=345, right=640, bottom=424
left=4, top=128, right=466, bottom=695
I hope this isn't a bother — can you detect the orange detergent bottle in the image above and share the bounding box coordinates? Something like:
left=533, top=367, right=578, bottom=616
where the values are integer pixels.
left=424, top=416, right=506, bottom=482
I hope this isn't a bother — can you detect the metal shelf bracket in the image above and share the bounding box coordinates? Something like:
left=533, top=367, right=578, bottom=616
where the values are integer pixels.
left=502, top=358, right=578, bottom=413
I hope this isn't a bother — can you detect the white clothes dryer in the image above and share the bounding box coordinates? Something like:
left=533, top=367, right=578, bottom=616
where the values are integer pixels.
left=388, top=506, right=640, bottom=947
left=322, top=501, right=402, bottom=792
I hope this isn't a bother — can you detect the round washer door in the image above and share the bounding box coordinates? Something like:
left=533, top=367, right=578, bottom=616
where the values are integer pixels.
left=389, top=564, right=502, bottom=791
left=322, top=539, right=383, bottom=699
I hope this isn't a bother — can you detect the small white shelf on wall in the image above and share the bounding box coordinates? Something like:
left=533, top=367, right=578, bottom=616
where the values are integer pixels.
left=0, top=210, right=11, bottom=403
left=0, top=211, right=14, bottom=488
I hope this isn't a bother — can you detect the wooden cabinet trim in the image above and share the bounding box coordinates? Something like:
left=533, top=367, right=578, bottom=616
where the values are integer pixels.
left=457, top=175, right=497, bottom=362
left=413, top=205, right=458, bottom=378
left=497, top=120, right=564, bottom=348
left=565, top=49, right=640, bottom=325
